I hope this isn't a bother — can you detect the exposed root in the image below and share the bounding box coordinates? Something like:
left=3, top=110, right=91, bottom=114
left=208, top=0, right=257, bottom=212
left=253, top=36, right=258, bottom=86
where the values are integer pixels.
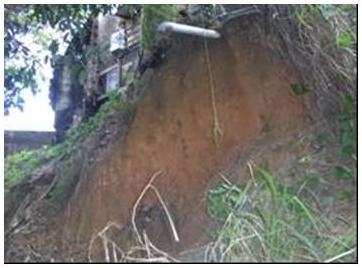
left=131, top=170, right=162, bottom=244
left=88, top=221, right=124, bottom=262
left=149, top=185, right=180, bottom=242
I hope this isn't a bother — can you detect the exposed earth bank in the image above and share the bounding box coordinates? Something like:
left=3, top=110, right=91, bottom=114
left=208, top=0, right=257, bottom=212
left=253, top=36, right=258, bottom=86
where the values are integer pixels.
left=6, top=17, right=313, bottom=261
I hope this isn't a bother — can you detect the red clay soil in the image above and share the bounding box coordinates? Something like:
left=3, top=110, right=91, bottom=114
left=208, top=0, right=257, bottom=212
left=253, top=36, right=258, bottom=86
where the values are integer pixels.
left=54, top=18, right=312, bottom=259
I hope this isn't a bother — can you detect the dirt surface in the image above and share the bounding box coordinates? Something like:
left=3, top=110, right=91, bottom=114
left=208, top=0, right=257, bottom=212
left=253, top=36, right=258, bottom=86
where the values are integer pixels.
left=58, top=17, right=311, bottom=257
left=6, top=17, right=313, bottom=261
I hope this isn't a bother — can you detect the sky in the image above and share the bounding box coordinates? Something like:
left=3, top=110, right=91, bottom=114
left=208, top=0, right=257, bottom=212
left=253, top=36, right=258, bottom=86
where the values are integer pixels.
left=4, top=28, right=68, bottom=132
left=4, top=79, right=55, bottom=131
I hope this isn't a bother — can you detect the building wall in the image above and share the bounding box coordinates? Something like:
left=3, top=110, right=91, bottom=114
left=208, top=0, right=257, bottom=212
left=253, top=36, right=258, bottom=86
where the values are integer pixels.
left=4, top=131, right=55, bottom=156
left=97, top=14, right=122, bottom=72
left=50, top=13, right=142, bottom=142
left=95, top=14, right=141, bottom=97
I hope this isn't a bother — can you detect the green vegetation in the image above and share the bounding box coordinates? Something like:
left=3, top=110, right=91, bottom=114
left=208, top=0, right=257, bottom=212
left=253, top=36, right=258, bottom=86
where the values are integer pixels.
left=332, top=95, right=357, bottom=186
left=206, top=90, right=357, bottom=262
left=66, top=92, right=126, bottom=144
left=270, top=5, right=356, bottom=122
left=291, top=83, right=308, bottom=96
left=206, top=95, right=356, bottom=262
left=141, top=4, right=178, bottom=49
left=5, top=4, right=115, bottom=114
left=4, top=4, right=356, bottom=262
left=4, top=93, right=127, bottom=193
left=207, top=181, right=249, bottom=220
left=294, top=5, right=356, bottom=51
left=339, top=95, right=356, bottom=161
left=49, top=156, right=80, bottom=203
left=5, top=149, right=47, bottom=191
left=207, top=164, right=356, bottom=262
left=317, top=5, right=356, bottom=50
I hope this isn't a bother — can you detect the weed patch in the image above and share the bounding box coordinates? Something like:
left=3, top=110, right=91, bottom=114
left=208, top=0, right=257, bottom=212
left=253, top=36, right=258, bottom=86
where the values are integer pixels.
left=4, top=93, right=128, bottom=192
left=5, top=149, right=45, bottom=191
left=141, top=5, right=178, bottom=50
left=206, top=165, right=356, bottom=262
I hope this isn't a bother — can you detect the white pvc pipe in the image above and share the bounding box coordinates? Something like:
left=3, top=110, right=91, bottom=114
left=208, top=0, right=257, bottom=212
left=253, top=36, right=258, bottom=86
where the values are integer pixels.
left=157, top=21, right=221, bottom=39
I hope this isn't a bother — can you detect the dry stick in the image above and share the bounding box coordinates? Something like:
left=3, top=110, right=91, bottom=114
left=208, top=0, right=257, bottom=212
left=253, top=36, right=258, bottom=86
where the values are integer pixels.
left=247, top=161, right=257, bottom=185
left=324, top=248, right=356, bottom=263
left=132, top=170, right=163, bottom=245
left=102, top=236, right=125, bottom=263
left=88, top=221, right=123, bottom=262
left=218, top=172, right=232, bottom=185
left=111, top=242, right=125, bottom=260
left=123, top=256, right=170, bottom=263
left=142, top=231, right=178, bottom=262
left=123, top=243, right=172, bottom=263
left=88, top=234, right=98, bottom=262
left=123, top=247, right=143, bottom=262
left=143, top=230, right=152, bottom=259
left=97, top=237, right=124, bottom=263
left=112, top=242, right=118, bottom=262
left=146, top=238, right=180, bottom=263
left=208, top=200, right=264, bottom=261
left=102, top=236, right=110, bottom=263
left=221, top=233, right=259, bottom=260
left=204, top=242, right=219, bottom=262
left=89, top=171, right=178, bottom=263
left=149, top=185, right=180, bottom=242
left=138, top=232, right=179, bottom=262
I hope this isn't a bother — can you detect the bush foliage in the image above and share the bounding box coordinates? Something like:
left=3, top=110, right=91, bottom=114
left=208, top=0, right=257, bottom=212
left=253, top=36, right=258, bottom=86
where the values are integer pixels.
left=141, top=4, right=178, bottom=49
left=4, top=92, right=127, bottom=192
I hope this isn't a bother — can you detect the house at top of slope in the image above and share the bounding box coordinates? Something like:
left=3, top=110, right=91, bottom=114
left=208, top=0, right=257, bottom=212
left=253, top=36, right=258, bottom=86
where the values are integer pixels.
left=49, top=5, right=261, bottom=142
left=49, top=5, right=143, bottom=142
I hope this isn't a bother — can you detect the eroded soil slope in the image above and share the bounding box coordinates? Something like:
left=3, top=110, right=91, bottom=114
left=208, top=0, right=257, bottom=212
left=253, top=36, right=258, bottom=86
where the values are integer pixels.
left=56, top=18, right=312, bottom=258
left=8, top=17, right=314, bottom=261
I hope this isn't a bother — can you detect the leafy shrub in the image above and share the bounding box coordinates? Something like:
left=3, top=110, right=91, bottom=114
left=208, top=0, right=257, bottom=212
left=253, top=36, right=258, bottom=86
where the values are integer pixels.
left=5, top=93, right=127, bottom=192
left=65, top=92, right=126, bottom=145
left=5, top=148, right=49, bottom=191
left=141, top=4, right=178, bottom=49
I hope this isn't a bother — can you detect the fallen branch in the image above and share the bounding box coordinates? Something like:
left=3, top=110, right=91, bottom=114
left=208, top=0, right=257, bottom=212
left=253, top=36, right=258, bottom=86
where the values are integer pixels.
left=88, top=170, right=179, bottom=263
left=131, top=170, right=163, bottom=244
left=88, top=221, right=123, bottom=262
left=149, top=185, right=180, bottom=242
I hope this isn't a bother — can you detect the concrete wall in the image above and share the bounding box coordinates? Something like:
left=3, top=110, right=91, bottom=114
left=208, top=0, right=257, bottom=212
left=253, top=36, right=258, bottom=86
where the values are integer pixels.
left=4, top=131, right=55, bottom=156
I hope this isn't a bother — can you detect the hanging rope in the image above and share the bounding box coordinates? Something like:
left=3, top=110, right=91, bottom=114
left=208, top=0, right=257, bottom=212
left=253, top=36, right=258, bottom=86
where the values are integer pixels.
left=203, top=37, right=223, bottom=147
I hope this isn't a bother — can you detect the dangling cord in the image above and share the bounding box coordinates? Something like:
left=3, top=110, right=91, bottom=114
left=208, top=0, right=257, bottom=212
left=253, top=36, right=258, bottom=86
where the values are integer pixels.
left=203, top=36, right=223, bottom=147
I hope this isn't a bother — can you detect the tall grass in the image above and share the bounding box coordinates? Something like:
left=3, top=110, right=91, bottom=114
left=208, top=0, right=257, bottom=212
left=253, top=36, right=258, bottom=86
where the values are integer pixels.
left=206, top=165, right=356, bottom=262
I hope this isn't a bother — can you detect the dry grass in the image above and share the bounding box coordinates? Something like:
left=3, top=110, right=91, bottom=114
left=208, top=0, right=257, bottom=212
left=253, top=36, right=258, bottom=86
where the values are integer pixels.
left=204, top=160, right=356, bottom=263
left=88, top=171, right=180, bottom=263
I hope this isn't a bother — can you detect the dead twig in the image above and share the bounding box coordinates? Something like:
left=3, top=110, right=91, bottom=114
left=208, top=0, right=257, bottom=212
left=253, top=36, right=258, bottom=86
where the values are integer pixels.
left=88, top=221, right=123, bottom=262
left=131, top=170, right=163, bottom=244
left=149, top=185, right=180, bottom=242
